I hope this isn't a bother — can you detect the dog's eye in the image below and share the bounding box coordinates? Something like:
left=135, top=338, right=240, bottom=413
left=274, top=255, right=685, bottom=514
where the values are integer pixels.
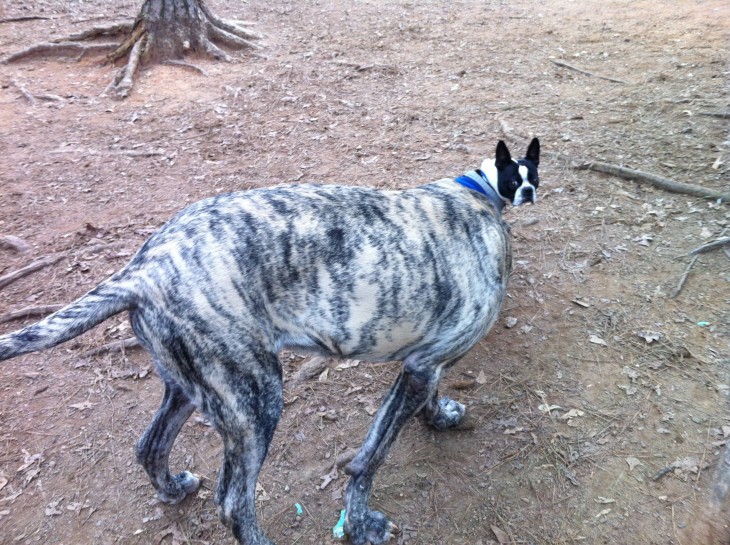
left=511, top=180, right=520, bottom=188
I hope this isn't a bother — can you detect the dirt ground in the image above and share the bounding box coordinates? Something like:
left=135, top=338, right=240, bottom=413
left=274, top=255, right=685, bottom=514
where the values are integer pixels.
left=1, top=1, right=728, bottom=544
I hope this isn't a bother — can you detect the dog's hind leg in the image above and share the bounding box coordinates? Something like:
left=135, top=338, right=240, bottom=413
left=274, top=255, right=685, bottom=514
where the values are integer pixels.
left=344, top=355, right=453, bottom=545
left=136, top=379, right=198, bottom=504
left=207, top=348, right=283, bottom=545
left=418, top=387, right=466, bottom=430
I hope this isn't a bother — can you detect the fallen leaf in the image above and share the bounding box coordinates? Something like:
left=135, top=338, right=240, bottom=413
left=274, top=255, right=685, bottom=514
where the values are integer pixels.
left=292, top=357, right=328, bottom=382
left=476, top=370, right=487, bottom=385
left=538, top=403, right=562, bottom=414
left=595, top=497, right=616, bottom=504
left=637, top=331, right=661, bottom=343
left=69, top=401, right=94, bottom=411
left=320, top=467, right=338, bottom=490
left=17, top=451, right=44, bottom=473
left=491, top=524, right=510, bottom=544
left=45, top=499, right=62, bottom=516
left=625, top=457, right=642, bottom=472
left=560, top=409, right=585, bottom=420
left=255, top=482, right=269, bottom=503
left=595, top=508, right=612, bottom=517
left=504, top=426, right=525, bottom=435
left=589, top=335, right=607, bottom=346
left=335, top=359, right=361, bottom=370
left=318, top=368, right=329, bottom=382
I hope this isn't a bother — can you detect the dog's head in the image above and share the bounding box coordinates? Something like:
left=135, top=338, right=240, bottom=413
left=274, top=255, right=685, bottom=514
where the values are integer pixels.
left=481, top=138, right=540, bottom=207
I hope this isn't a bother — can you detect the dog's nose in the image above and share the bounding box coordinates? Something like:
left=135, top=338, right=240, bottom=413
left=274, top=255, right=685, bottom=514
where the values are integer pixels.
left=522, top=187, right=535, bottom=203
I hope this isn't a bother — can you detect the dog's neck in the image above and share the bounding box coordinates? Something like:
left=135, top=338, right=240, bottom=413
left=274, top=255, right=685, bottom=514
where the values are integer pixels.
left=453, top=165, right=506, bottom=213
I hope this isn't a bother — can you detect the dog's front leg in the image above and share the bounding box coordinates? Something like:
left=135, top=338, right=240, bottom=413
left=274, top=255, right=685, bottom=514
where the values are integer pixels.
left=344, top=357, right=446, bottom=545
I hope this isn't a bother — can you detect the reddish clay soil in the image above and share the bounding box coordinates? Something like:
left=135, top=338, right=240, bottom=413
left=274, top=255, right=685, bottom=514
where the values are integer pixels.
left=0, top=1, right=728, bottom=544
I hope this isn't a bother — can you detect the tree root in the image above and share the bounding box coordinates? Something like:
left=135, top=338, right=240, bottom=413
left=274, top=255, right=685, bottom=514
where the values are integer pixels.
left=2, top=41, right=118, bottom=64
left=1, top=2, right=263, bottom=99
left=162, top=59, right=208, bottom=76
left=10, top=79, right=35, bottom=105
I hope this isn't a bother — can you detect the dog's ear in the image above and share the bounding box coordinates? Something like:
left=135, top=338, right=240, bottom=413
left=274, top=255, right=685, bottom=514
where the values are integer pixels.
left=495, top=140, right=512, bottom=170
left=526, top=138, right=540, bottom=166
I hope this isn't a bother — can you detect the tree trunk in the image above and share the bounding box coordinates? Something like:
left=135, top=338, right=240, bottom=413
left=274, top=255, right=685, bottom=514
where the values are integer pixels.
left=1, top=0, right=261, bottom=99
left=110, top=0, right=260, bottom=65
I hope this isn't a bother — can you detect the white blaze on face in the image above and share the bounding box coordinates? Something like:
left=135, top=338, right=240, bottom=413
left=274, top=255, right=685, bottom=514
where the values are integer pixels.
left=513, top=164, right=536, bottom=206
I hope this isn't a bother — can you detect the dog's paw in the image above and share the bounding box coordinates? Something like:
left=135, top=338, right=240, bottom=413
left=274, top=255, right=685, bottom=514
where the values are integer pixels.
left=158, top=471, right=200, bottom=504
left=345, top=509, right=398, bottom=545
left=428, top=397, right=466, bottom=430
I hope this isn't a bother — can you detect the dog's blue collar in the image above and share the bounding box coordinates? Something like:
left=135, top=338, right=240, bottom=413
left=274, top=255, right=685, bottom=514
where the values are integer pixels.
left=453, top=169, right=505, bottom=213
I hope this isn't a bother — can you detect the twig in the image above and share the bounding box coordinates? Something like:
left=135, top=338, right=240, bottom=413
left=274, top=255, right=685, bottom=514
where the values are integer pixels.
left=0, top=304, right=64, bottom=324
left=699, top=111, right=730, bottom=119
left=577, top=162, right=730, bottom=202
left=162, top=60, right=209, bottom=76
left=672, top=505, right=685, bottom=545
left=10, top=79, right=36, bottom=105
left=0, top=253, right=66, bottom=290
left=689, top=237, right=730, bottom=256
left=79, top=337, right=140, bottom=359
left=550, top=59, right=628, bottom=84
left=0, top=241, right=128, bottom=291
left=670, top=255, right=699, bottom=299
left=653, top=464, right=676, bottom=482
left=328, top=59, right=393, bottom=72
left=0, top=16, right=51, bottom=24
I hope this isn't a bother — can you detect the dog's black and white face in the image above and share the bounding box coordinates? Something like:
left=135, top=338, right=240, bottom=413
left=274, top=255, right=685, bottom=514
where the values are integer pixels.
left=481, top=138, right=540, bottom=207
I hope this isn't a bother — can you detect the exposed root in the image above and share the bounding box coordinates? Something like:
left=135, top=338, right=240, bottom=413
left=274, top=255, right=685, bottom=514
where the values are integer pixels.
left=2, top=41, right=117, bottom=64
left=199, top=5, right=263, bottom=42
left=62, top=21, right=134, bottom=42
left=162, top=60, right=208, bottom=76
left=10, top=79, right=35, bottom=105
left=2, top=1, right=262, bottom=99
left=105, top=36, right=145, bottom=99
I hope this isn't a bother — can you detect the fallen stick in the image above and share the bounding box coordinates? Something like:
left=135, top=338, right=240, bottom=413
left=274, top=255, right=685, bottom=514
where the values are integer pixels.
left=577, top=162, right=730, bottom=202
left=670, top=255, right=698, bottom=299
left=0, top=16, right=51, bottom=24
left=0, top=304, right=64, bottom=324
left=0, top=253, right=66, bottom=290
left=79, top=337, right=140, bottom=359
left=699, top=111, right=730, bottom=120
left=550, top=59, right=628, bottom=84
left=0, top=241, right=129, bottom=291
left=10, top=79, right=36, bottom=105
left=689, top=237, right=730, bottom=256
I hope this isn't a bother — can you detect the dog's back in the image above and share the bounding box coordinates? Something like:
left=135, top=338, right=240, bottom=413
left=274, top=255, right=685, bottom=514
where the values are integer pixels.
left=123, top=181, right=512, bottom=364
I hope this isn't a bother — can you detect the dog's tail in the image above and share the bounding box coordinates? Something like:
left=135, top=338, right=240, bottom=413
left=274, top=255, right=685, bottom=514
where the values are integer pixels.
left=0, top=275, right=136, bottom=362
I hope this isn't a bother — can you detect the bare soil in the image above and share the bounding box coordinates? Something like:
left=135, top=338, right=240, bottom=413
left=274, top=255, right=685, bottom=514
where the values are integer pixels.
left=1, top=1, right=728, bottom=544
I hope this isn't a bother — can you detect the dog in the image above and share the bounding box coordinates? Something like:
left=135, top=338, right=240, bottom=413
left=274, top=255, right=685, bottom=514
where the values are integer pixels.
left=0, top=138, right=540, bottom=545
